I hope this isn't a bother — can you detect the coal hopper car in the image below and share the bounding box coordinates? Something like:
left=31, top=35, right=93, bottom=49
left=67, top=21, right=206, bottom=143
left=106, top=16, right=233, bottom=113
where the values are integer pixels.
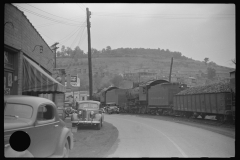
left=173, top=81, right=234, bottom=122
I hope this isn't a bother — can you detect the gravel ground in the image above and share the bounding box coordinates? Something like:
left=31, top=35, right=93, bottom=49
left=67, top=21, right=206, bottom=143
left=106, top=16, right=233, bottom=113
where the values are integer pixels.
left=64, top=118, right=119, bottom=157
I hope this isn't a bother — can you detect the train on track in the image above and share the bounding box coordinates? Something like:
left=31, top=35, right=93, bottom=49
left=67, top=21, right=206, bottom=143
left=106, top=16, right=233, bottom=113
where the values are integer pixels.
left=93, top=71, right=235, bottom=122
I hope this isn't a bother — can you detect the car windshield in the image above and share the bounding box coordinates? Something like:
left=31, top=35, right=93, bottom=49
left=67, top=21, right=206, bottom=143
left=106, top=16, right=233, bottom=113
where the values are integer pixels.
left=109, top=106, right=117, bottom=109
left=107, top=103, right=116, bottom=106
left=4, top=103, right=33, bottom=119
left=78, top=103, right=99, bottom=110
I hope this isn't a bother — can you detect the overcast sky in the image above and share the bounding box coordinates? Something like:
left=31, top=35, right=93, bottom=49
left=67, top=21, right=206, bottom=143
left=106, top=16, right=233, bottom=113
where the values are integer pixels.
left=13, top=3, right=235, bottom=68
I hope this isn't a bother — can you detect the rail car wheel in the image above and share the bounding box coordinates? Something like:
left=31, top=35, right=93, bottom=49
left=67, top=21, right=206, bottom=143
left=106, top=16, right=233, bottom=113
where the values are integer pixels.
left=180, top=112, right=184, bottom=117
left=185, top=112, right=192, bottom=118
left=201, top=114, right=206, bottom=119
left=216, top=115, right=224, bottom=122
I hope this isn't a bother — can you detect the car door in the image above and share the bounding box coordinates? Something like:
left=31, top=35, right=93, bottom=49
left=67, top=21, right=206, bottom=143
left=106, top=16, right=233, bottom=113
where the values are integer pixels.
left=27, top=104, right=61, bottom=157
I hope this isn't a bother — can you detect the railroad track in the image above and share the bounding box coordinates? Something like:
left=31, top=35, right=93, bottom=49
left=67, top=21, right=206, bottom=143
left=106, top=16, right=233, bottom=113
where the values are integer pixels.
left=120, top=112, right=235, bottom=129
left=166, top=115, right=235, bottom=129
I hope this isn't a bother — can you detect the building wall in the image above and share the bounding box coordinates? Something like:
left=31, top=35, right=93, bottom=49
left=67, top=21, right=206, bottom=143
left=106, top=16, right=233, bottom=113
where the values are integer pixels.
left=4, top=4, right=54, bottom=74
left=17, top=51, right=23, bottom=94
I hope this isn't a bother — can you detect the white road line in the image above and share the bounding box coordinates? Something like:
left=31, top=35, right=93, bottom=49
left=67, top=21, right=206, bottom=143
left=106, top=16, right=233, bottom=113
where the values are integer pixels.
left=110, top=116, right=188, bottom=157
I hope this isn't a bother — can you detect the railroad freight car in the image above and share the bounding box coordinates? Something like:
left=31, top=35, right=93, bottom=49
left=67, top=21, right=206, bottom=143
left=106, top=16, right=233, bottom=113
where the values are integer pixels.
left=106, top=88, right=128, bottom=109
left=126, top=86, right=139, bottom=113
left=230, top=71, right=235, bottom=121
left=148, top=82, right=187, bottom=115
left=173, top=81, right=233, bottom=122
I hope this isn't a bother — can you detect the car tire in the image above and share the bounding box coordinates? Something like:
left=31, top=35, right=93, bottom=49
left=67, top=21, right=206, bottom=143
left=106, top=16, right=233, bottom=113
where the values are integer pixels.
left=63, top=139, right=70, bottom=157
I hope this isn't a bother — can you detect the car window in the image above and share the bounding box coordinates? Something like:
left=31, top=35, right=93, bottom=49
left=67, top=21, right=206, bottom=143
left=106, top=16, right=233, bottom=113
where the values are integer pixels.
left=37, top=105, right=54, bottom=121
left=4, top=103, right=33, bottom=119
left=78, top=103, right=99, bottom=109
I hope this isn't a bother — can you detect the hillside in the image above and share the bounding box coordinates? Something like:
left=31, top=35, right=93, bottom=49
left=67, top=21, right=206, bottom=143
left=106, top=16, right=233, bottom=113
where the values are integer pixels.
left=56, top=47, right=234, bottom=91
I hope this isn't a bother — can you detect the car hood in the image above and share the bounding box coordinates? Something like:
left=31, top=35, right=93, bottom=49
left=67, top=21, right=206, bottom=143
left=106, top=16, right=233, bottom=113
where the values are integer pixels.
left=4, top=117, right=33, bottom=131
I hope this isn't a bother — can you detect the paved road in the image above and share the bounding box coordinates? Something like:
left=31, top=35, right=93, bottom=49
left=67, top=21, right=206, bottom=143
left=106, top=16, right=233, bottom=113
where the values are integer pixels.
left=104, top=114, right=235, bottom=158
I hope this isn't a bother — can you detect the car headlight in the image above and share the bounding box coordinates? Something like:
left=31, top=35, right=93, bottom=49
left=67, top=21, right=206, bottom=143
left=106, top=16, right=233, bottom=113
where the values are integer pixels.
left=90, top=111, right=95, bottom=118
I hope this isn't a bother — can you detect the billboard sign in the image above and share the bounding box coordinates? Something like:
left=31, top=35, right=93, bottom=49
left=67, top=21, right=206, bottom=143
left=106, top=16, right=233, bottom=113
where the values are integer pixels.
left=71, top=76, right=77, bottom=82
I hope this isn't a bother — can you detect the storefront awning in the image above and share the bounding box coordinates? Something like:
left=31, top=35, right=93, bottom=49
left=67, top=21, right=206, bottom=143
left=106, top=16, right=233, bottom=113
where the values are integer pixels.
left=22, top=55, right=66, bottom=93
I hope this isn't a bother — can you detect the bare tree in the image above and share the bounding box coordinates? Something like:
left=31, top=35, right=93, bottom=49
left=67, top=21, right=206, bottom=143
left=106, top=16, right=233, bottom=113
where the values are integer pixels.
left=231, top=58, right=236, bottom=64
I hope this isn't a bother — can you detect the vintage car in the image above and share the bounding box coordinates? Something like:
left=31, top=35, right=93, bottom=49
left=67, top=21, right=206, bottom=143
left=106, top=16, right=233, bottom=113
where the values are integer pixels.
left=106, top=103, right=119, bottom=114
left=4, top=95, right=74, bottom=157
left=71, top=100, right=104, bottom=130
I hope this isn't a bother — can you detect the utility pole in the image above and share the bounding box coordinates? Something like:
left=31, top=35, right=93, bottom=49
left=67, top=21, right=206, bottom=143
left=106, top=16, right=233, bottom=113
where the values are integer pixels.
left=51, top=42, right=59, bottom=104
left=51, top=42, right=59, bottom=68
left=169, top=57, right=173, bottom=82
left=86, top=8, right=93, bottom=100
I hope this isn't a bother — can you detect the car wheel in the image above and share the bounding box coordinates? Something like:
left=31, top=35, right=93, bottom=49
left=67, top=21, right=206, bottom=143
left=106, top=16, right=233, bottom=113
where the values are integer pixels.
left=63, top=139, right=70, bottom=157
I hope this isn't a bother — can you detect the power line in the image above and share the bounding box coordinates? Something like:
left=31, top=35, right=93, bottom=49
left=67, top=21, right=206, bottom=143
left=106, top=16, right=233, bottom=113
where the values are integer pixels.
left=17, top=6, right=84, bottom=26
left=27, top=4, right=84, bottom=23
left=81, top=3, right=87, bottom=8
left=59, top=27, right=83, bottom=44
left=93, top=12, right=235, bottom=19
left=15, top=5, right=85, bottom=26
left=57, top=20, right=87, bottom=44
left=78, top=29, right=87, bottom=47
left=76, top=4, right=85, bottom=13
left=77, top=27, right=86, bottom=47
left=36, top=21, right=86, bottom=28
left=70, top=26, right=85, bottom=49
left=38, top=32, right=58, bottom=44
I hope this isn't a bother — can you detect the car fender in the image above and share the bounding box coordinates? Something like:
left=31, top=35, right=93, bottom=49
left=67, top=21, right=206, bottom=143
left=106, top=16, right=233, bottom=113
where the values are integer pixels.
left=95, top=113, right=102, bottom=121
left=52, top=127, right=74, bottom=157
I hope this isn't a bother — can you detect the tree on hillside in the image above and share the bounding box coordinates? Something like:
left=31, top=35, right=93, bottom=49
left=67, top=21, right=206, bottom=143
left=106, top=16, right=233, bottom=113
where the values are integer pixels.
left=204, top=58, right=209, bottom=65
left=106, top=46, right=111, bottom=51
left=102, top=48, right=106, bottom=53
left=61, top=45, right=66, bottom=53
left=208, top=61, right=217, bottom=67
left=56, top=51, right=62, bottom=57
left=93, top=74, right=102, bottom=91
left=207, top=67, right=216, bottom=80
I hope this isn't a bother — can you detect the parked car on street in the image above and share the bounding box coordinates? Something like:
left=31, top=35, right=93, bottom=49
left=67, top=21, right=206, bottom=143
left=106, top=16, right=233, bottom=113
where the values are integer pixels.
left=71, top=100, right=104, bottom=130
left=4, top=95, right=74, bottom=157
left=106, top=102, right=119, bottom=114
